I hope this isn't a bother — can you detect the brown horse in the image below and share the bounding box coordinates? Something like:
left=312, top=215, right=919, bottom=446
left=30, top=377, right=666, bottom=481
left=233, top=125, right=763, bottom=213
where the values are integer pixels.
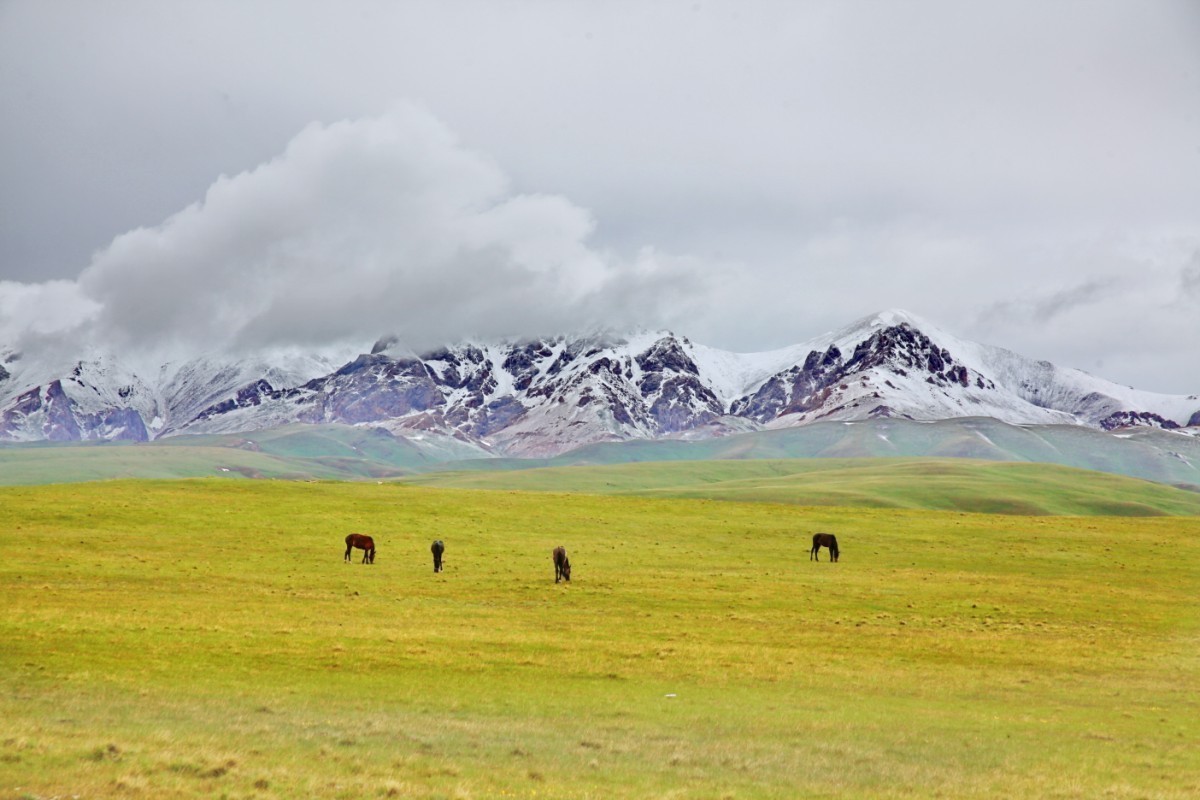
left=553, top=546, right=571, bottom=583
left=344, top=533, right=376, bottom=564
left=810, top=532, right=839, bottom=562
left=431, top=539, right=444, bottom=573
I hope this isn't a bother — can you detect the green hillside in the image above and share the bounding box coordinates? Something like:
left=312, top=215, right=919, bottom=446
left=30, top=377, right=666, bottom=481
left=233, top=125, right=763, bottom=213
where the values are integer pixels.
left=482, top=418, right=1200, bottom=487
left=2, top=418, right=1198, bottom=491
left=0, top=424, right=461, bottom=485
left=404, top=457, right=1200, bottom=516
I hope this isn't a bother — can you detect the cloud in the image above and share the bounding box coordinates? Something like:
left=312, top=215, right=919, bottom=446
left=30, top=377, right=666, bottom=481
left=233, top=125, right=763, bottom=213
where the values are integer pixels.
left=1, top=96, right=1197, bottom=394
left=980, top=278, right=1122, bottom=327
left=0, top=279, right=99, bottom=345
left=31, top=106, right=708, bottom=358
left=1181, top=250, right=1200, bottom=298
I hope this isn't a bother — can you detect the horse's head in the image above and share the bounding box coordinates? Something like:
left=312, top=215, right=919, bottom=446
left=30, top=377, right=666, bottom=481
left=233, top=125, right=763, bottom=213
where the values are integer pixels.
left=562, top=558, right=571, bottom=581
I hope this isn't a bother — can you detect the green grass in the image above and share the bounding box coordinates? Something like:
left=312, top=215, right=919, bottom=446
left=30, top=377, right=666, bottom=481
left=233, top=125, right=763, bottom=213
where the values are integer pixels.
left=0, top=440, right=335, bottom=484
left=469, top=418, right=1200, bottom=487
left=404, top=458, right=1200, bottom=516
left=0, top=424, right=476, bottom=485
left=4, top=417, right=1200, bottom=489
left=2, top=476, right=1199, bottom=798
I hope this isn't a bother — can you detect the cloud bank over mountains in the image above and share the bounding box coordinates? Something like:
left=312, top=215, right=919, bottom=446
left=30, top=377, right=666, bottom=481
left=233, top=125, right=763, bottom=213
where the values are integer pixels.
left=0, top=98, right=1196, bottom=393
left=3, top=3, right=1199, bottom=393
left=2, top=106, right=714, bottom=363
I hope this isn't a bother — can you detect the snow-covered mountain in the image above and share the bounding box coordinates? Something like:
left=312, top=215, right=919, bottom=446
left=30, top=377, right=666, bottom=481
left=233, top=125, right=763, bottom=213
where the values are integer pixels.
left=2, top=310, right=1197, bottom=455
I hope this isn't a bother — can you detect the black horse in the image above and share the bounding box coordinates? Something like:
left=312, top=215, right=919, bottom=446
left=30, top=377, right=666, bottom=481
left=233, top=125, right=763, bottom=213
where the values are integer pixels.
left=431, top=539, right=444, bottom=573
left=810, top=532, right=839, bottom=562
left=553, top=546, right=571, bottom=583
left=344, top=533, right=376, bottom=564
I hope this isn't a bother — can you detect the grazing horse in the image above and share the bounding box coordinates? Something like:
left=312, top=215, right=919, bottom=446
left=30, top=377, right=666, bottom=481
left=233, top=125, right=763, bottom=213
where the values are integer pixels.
left=553, top=546, right=571, bottom=583
left=810, top=532, right=839, bottom=562
left=344, top=533, right=376, bottom=564
left=431, top=539, right=445, bottom=573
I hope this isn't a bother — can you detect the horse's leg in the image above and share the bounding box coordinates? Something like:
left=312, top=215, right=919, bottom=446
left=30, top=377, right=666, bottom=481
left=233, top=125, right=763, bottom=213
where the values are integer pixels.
left=345, top=544, right=351, bottom=562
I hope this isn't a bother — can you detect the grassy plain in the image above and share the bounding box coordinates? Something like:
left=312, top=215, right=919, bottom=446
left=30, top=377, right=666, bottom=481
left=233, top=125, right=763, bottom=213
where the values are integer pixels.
left=1, top=473, right=1199, bottom=798
left=4, top=417, right=1200, bottom=488
left=404, top=458, right=1200, bottom=516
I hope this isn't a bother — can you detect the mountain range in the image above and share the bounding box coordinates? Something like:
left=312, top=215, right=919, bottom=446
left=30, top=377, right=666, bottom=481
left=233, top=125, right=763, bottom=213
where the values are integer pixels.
left=2, top=310, right=1198, bottom=458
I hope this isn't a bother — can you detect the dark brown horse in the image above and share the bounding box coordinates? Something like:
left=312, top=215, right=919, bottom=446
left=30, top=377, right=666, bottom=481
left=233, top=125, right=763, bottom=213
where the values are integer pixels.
left=553, top=546, right=571, bottom=583
left=810, top=532, right=839, bottom=562
left=344, top=533, right=376, bottom=564
left=431, top=539, right=444, bottom=573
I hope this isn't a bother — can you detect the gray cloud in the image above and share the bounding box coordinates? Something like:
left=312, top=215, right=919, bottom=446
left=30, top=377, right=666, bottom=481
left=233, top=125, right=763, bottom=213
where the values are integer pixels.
left=0, top=279, right=99, bottom=344
left=17, top=108, right=710, bottom=360
left=1182, top=251, right=1200, bottom=298
left=981, top=278, right=1122, bottom=327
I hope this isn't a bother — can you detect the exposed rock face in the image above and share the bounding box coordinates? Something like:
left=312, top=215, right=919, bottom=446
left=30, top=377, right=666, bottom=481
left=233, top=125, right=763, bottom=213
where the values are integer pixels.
left=84, top=407, right=150, bottom=442
left=635, top=339, right=722, bottom=433
left=732, top=326, right=994, bottom=424
left=0, top=379, right=150, bottom=442
left=1099, top=411, right=1181, bottom=431
left=319, top=355, right=444, bottom=424
left=1, top=312, right=1196, bottom=453
left=194, top=379, right=276, bottom=423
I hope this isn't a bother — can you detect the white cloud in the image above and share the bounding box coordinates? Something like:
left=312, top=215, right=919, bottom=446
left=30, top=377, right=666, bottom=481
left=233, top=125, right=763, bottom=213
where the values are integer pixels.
left=0, top=279, right=99, bottom=344
left=61, top=106, right=709, bottom=359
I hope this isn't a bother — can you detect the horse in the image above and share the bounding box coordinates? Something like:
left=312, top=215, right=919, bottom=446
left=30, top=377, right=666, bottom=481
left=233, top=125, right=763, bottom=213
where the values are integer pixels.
left=344, top=533, right=376, bottom=564
left=553, top=546, right=571, bottom=583
left=431, top=539, right=444, bottom=573
left=810, top=532, right=839, bottom=562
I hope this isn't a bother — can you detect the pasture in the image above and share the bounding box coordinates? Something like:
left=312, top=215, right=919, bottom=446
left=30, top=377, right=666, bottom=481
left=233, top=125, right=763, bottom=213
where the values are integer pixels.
left=402, top=457, right=1200, bottom=516
left=1, top=474, right=1198, bottom=798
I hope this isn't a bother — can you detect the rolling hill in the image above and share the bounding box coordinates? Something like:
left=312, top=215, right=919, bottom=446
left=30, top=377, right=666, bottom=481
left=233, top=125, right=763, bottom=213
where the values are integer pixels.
left=401, top=457, right=1200, bottom=516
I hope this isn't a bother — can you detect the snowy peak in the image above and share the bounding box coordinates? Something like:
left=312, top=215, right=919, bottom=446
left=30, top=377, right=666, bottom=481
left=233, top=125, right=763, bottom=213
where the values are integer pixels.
left=1, top=310, right=1197, bottom=454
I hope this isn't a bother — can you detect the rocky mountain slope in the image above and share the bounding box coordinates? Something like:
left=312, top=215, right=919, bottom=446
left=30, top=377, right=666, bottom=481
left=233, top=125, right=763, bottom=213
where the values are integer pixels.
left=2, top=310, right=1197, bottom=456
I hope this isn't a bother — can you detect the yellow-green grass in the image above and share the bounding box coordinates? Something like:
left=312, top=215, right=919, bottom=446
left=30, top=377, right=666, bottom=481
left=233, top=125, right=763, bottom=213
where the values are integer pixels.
left=404, top=458, right=1200, bottom=516
left=0, top=424, right=436, bottom=485
left=2, top=479, right=1198, bottom=798
left=0, top=442, right=340, bottom=485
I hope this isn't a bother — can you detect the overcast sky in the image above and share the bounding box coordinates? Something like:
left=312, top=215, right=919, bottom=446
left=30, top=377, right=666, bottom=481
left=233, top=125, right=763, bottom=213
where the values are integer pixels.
left=2, top=1, right=1199, bottom=392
